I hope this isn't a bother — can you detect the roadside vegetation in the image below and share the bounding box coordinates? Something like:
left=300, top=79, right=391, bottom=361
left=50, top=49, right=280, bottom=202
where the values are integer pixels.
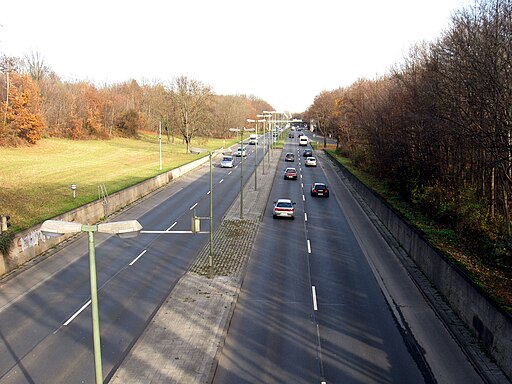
left=327, top=148, right=512, bottom=313
left=0, top=133, right=239, bottom=234
left=0, top=50, right=274, bottom=242
left=301, top=0, right=512, bottom=312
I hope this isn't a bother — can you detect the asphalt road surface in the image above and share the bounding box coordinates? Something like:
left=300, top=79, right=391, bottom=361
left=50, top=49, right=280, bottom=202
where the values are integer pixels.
left=212, top=134, right=486, bottom=384
left=0, top=139, right=265, bottom=384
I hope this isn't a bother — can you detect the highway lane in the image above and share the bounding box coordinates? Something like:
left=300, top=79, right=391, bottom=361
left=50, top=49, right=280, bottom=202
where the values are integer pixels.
left=0, top=138, right=266, bottom=383
left=213, top=134, right=486, bottom=383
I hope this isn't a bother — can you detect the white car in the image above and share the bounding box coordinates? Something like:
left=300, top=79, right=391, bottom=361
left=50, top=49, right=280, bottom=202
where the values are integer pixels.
left=220, top=155, right=234, bottom=168
left=272, top=198, right=296, bottom=219
left=236, top=147, right=247, bottom=157
left=305, top=157, right=317, bottom=167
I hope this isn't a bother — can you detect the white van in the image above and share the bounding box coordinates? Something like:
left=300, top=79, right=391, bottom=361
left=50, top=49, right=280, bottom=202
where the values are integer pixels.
left=299, top=136, right=308, bottom=146
left=248, top=134, right=258, bottom=145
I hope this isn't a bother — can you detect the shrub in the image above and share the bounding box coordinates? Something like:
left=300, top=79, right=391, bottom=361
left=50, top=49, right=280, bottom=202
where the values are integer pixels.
left=0, top=233, right=14, bottom=257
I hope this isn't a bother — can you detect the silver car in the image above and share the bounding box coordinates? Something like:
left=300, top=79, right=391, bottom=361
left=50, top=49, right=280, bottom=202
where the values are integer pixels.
left=272, top=198, right=296, bottom=219
left=220, top=155, right=234, bottom=168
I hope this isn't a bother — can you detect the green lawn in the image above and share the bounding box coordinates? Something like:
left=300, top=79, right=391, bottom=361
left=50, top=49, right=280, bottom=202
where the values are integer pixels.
left=0, top=133, right=237, bottom=233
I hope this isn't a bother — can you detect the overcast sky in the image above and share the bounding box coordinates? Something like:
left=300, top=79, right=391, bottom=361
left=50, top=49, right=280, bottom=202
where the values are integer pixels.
left=0, top=0, right=471, bottom=113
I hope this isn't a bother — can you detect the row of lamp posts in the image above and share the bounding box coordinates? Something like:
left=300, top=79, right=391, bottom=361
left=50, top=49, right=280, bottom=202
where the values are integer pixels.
left=38, top=111, right=289, bottom=383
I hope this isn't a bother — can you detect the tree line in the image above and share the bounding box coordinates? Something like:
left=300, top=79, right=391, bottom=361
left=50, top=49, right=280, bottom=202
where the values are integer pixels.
left=305, top=0, right=512, bottom=269
left=0, top=52, right=272, bottom=151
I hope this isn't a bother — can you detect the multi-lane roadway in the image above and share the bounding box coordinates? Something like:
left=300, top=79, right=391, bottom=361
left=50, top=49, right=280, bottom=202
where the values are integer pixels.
left=0, top=140, right=263, bottom=383
left=0, top=130, right=499, bottom=384
left=212, top=133, right=488, bottom=384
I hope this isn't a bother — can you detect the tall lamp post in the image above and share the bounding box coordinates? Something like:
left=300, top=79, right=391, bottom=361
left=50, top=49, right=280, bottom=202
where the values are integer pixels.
left=246, top=118, right=265, bottom=190
left=263, top=110, right=277, bottom=158
left=257, top=114, right=271, bottom=174
left=190, top=148, right=223, bottom=278
left=40, top=219, right=142, bottom=384
left=229, top=127, right=254, bottom=219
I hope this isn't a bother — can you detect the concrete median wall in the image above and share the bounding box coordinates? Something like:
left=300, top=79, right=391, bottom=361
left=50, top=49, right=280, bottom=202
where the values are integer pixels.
left=325, top=151, right=512, bottom=379
left=1, top=155, right=212, bottom=276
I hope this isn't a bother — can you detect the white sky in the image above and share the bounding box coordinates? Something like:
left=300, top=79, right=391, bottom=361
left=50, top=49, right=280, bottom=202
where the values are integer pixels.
left=0, top=0, right=471, bottom=113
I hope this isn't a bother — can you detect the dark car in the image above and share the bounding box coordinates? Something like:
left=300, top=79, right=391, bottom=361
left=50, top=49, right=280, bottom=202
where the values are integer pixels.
left=311, top=182, right=329, bottom=197
left=285, top=152, right=295, bottom=162
left=302, top=148, right=313, bottom=157
left=284, top=167, right=298, bottom=180
left=288, top=132, right=294, bottom=138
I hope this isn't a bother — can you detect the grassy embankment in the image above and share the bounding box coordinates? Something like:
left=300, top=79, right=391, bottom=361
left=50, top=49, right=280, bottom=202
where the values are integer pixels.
left=0, top=132, right=239, bottom=234
left=326, top=149, right=512, bottom=312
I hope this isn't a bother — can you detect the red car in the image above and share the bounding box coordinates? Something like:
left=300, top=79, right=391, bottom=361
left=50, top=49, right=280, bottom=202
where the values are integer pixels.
left=284, top=167, right=298, bottom=180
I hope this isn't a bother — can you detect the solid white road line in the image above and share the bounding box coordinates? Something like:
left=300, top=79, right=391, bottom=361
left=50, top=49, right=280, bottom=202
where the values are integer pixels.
left=166, top=222, right=177, bottom=231
left=130, top=249, right=147, bottom=266
left=312, top=286, right=318, bottom=311
left=64, top=300, right=91, bottom=326
left=190, top=202, right=198, bottom=210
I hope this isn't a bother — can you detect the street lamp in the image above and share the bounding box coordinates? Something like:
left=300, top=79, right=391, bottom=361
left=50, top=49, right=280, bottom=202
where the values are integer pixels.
left=247, top=118, right=265, bottom=190
left=229, top=127, right=254, bottom=219
left=40, top=219, right=142, bottom=384
left=190, top=148, right=223, bottom=279
left=263, top=110, right=278, bottom=157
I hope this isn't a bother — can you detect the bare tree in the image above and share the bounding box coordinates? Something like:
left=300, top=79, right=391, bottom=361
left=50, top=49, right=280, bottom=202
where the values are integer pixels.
left=24, top=51, right=50, bottom=81
left=169, top=76, right=213, bottom=153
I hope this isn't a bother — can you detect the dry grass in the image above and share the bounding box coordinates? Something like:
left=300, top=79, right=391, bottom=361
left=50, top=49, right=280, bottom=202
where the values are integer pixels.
left=0, top=133, right=235, bottom=232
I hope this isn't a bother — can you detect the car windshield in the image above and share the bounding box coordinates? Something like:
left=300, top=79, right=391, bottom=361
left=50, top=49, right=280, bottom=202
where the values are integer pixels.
left=223, top=157, right=232, bottom=161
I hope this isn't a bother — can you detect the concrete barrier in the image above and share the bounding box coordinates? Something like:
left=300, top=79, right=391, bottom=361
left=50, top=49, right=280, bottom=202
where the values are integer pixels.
left=325, top=151, right=512, bottom=379
left=2, top=155, right=213, bottom=276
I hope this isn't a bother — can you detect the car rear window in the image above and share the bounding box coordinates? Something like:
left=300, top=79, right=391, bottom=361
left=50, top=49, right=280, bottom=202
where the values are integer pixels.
left=277, top=202, right=293, bottom=208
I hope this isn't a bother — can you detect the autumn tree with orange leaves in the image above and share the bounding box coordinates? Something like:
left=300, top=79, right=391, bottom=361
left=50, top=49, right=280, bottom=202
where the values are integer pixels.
left=0, top=72, right=46, bottom=145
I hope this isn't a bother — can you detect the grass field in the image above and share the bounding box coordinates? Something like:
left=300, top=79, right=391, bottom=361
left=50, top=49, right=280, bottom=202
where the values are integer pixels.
left=0, top=133, right=239, bottom=233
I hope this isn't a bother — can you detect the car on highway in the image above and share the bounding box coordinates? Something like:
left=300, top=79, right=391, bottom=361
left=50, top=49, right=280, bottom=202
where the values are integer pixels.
left=248, top=134, right=258, bottom=145
left=288, top=132, right=294, bottom=138
left=285, top=152, right=295, bottom=162
left=311, top=182, right=329, bottom=197
left=220, top=155, right=234, bottom=168
left=272, top=198, right=296, bottom=219
left=302, top=148, right=313, bottom=157
left=299, top=136, right=308, bottom=146
left=284, top=167, right=298, bottom=180
left=236, top=147, right=247, bottom=157
left=305, top=157, right=317, bottom=167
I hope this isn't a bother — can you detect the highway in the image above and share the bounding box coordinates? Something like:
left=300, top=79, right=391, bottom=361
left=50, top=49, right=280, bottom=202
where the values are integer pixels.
left=0, top=140, right=263, bottom=383
left=212, top=133, right=487, bottom=384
